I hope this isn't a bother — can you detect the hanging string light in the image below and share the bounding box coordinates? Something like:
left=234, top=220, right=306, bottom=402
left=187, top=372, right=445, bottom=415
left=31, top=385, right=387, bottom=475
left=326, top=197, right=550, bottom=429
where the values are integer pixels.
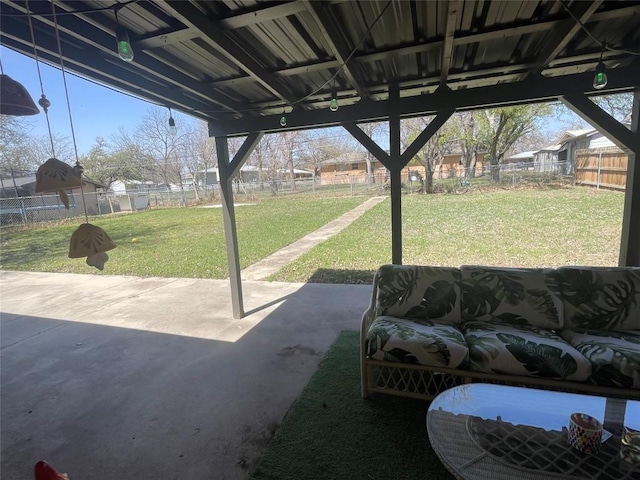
left=280, top=106, right=287, bottom=127
left=168, top=107, right=177, bottom=135
left=114, top=4, right=134, bottom=62
left=330, top=77, right=339, bottom=112
left=593, top=44, right=607, bottom=90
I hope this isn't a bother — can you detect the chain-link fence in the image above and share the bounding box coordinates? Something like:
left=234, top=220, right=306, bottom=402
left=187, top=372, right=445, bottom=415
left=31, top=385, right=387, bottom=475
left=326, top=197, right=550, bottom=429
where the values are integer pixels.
left=0, top=161, right=577, bottom=227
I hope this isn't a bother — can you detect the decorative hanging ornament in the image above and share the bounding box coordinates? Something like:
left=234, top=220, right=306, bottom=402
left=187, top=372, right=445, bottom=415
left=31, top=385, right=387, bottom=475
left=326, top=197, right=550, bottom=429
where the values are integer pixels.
left=68, top=223, right=117, bottom=271
left=35, top=158, right=82, bottom=209
left=0, top=74, right=39, bottom=116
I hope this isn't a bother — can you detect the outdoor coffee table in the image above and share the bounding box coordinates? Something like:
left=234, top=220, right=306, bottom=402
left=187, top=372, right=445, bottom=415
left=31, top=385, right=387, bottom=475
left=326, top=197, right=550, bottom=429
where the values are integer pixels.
left=426, top=384, right=639, bottom=480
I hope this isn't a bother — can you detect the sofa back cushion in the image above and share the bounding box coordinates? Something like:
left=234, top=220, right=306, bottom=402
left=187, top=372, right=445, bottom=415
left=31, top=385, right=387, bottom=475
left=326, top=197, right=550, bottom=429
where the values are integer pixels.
left=375, top=264, right=461, bottom=325
left=558, top=266, right=640, bottom=331
left=460, top=266, right=564, bottom=329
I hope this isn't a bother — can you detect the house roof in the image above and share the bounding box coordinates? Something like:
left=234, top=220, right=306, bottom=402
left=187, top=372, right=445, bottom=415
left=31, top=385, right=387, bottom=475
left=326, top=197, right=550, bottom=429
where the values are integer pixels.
left=537, top=144, right=562, bottom=152
left=322, top=151, right=370, bottom=165
left=508, top=150, right=537, bottom=160
left=0, top=175, right=107, bottom=190
left=2, top=1, right=639, bottom=138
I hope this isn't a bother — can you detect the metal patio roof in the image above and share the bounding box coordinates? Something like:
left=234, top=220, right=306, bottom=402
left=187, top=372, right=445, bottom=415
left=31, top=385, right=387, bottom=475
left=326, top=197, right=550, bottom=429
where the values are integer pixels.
left=1, top=0, right=639, bottom=136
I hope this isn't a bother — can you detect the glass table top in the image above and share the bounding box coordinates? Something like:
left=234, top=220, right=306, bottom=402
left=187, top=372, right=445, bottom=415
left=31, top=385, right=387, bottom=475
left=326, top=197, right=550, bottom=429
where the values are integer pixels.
left=426, top=384, right=640, bottom=480
left=429, top=383, right=640, bottom=433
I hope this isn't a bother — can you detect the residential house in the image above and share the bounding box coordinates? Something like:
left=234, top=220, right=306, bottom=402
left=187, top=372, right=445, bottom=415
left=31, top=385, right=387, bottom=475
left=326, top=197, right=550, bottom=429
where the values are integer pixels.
left=506, top=150, right=536, bottom=166
left=533, top=144, right=562, bottom=172
left=0, top=174, right=107, bottom=224
left=196, top=166, right=312, bottom=187
left=318, top=151, right=382, bottom=184
left=515, top=128, right=622, bottom=174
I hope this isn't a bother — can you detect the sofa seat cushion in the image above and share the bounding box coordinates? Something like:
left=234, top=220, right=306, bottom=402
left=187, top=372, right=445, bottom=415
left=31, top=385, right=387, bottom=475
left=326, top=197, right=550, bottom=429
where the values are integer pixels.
left=463, top=321, right=591, bottom=381
left=375, top=265, right=462, bottom=326
left=561, top=329, right=640, bottom=389
left=460, top=266, right=563, bottom=329
left=366, top=316, right=469, bottom=368
left=558, top=266, right=640, bottom=331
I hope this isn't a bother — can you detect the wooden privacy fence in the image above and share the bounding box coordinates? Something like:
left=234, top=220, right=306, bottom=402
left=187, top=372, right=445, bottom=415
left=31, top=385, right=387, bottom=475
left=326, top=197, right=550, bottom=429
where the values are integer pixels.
left=574, top=147, right=627, bottom=191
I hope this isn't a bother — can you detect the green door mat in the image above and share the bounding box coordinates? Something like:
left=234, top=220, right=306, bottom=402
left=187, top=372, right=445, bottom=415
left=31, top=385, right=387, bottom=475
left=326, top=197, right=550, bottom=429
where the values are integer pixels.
left=250, top=330, right=453, bottom=480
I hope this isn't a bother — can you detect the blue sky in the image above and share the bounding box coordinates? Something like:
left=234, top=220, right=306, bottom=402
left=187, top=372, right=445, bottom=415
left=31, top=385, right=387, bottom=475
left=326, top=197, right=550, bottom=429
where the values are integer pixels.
left=2, top=46, right=156, bottom=154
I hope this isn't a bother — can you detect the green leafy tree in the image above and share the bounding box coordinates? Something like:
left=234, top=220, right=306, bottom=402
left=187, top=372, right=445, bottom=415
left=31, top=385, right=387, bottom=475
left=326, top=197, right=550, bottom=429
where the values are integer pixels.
left=477, top=104, right=552, bottom=182
left=80, top=137, right=142, bottom=189
left=592, top=93, right=633, bottom=122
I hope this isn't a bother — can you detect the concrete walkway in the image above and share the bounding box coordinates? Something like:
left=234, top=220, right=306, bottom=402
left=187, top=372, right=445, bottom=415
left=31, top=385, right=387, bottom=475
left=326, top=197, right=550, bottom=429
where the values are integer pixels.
left=241, top=196, right=386, bottom=280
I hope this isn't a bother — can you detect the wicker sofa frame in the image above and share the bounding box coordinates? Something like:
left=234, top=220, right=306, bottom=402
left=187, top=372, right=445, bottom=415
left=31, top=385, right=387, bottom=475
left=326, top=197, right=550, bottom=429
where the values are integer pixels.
left=360, top=271, right=640, bottom=402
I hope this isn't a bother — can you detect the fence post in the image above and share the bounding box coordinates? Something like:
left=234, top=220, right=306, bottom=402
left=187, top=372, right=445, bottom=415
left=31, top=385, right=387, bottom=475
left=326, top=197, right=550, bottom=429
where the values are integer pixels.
left=597, top=152, right=602, bottom=189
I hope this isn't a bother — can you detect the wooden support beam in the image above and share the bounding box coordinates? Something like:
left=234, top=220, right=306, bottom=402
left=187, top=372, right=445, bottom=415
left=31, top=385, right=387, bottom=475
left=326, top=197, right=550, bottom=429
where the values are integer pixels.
left=341, top=122, right=391, bottom=168
left=215, top=132, right=264, bottom=319
left=389, top=86, right=403, bottom=265
left=401, top=107, right=455, bottom=163
left=619, top=89, right=640, bottom=266
left=561, top=94, right=639, bottom=152
left=210, top=65, right=640, bottom=136
left=440, top=1, right=460, bottom=86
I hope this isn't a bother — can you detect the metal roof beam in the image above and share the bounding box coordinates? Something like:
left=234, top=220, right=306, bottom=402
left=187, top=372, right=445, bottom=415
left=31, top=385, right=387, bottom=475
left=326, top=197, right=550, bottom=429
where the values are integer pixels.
left=532, top=1, right=603, bottom=75
left=136, top=26, right=197, bottom=49
left=0, top=30, right=215, bottom=120
left=218, top=1, right=307, bottom=30
left=158, top=0, right=298, bottom=106
left=304, top=1, right=368, bottom=99
left=1, top=0, right=243, bottom=114
left=440, top=1, right=460, bottom=86
left=209, top=65, right=640, bottom=136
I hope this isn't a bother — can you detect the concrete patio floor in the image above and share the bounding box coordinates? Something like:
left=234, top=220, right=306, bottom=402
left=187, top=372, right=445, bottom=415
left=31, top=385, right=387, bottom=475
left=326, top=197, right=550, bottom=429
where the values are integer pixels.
left=0, top=270, right=371, bottom=480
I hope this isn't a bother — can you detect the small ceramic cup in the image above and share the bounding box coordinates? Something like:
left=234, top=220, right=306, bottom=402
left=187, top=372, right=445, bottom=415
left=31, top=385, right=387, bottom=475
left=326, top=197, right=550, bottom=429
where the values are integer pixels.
left=568, top=412, right=603, bottom=455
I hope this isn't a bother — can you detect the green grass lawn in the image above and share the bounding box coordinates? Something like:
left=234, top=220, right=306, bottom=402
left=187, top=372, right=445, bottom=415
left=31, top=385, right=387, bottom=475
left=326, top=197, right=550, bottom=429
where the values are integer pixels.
left=0, top=196, right=365, bottom=278
left=269, top=187, right=625, bottom=284
left=1, top=188, right=625, bottom=283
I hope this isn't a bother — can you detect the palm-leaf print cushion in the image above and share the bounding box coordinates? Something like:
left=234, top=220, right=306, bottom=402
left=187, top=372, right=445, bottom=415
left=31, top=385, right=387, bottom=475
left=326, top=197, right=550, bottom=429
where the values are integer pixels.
left=375, top=265, right=461, bottom=325
left=561, top=329, right=640, bottom=389
left=558, top=267, right=640, bottom=331
left=366, top=315, right=469, bottom=368
left=463, top=321, right=591, bottom=381
left=460, top=266, right=563, bottom=329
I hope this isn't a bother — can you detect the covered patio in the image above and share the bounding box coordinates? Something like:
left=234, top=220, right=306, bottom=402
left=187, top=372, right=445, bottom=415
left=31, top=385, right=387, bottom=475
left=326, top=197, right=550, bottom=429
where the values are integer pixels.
left=1, top=1, right=640, bottom=478
left=2, top=0, right=639, bottom=319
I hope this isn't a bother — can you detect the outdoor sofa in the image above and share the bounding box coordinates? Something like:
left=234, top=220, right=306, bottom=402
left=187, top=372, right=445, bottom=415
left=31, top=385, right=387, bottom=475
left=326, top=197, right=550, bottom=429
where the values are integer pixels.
left=361, top=264, right=640, bottom=401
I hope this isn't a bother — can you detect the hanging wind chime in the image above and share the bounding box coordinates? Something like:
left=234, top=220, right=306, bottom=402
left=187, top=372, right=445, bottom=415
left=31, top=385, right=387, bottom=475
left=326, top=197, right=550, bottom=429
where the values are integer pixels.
left=29, top=1, right=116, bottom=270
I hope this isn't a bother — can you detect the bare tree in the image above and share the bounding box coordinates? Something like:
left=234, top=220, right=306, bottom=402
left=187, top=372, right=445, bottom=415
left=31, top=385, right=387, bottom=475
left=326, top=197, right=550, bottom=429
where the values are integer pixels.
left=297, top=128, right=354, bottom=179
left=401, top=116, right=453, bottom=193
left=0, top=115, right=35, bottom=177
left=183, top=121, right=217, bottom=200
left=358, top=121, right=386, bottom=182
left=273, top=131, right=302, bottom=190
left=135, top=106, right=185, bottom=188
